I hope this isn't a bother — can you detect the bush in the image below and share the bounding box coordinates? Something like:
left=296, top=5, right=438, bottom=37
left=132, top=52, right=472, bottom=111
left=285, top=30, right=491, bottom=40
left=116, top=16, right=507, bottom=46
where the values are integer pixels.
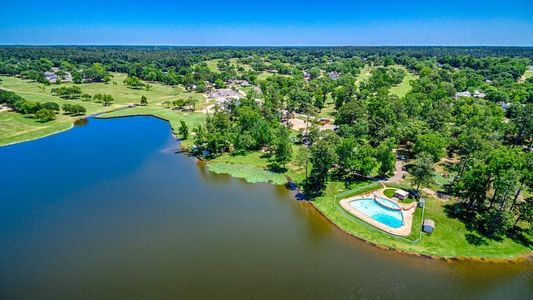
left=62, top=103, right=86, bottom=115
left=34, top=108, right=55, bottom=122
left=42, top=102, right=60, bottom=111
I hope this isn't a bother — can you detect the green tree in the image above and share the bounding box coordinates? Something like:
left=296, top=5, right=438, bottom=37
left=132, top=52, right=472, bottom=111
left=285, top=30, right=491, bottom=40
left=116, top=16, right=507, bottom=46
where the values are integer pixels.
left=305, top=139, right=337, bottom=197
left=376, top=141, right=396, bottom=177
left=179, top=120, right=189, bottom=139
left=34, top=108, right=55, bottom=122
left=413, top=132, right=447, bottom=162
left=410, top=152, right=435, bottom=192
left=102, top=94, right=114, bottom=106
left=273, top=127, right=292, bottom=169
left=140, top=95, right=148, bottom=106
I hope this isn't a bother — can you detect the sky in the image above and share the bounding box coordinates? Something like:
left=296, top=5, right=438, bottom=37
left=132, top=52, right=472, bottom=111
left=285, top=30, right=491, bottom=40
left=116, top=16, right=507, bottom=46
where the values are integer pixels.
left=1, top=0, right=532, bottom=46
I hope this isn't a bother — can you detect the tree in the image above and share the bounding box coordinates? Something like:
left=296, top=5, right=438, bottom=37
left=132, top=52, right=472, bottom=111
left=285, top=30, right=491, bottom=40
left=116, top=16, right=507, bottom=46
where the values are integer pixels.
left=62, top=103, right=86, bottom=115
left=123, top=76, right=146, bottom=89
left=186, top=96, right=199, bottom=111
left=81, top=93, right=92, bottom=101
left=305, top=139, right=337, bottom=197
left=42, top=102, right=60, bottom=112
left=273, top=127, right=292, bottom=169
left=140, top=95, right=148, bottom=106
left=410, top=152, right=435, bottom=192
left=34, top=108, right=55, bottom=122
left=376, top=141, right=396, bottom=177
left=413, top=132, right=447, bottom=162
left=309, top=67, right=321, bottom=79
left=179, top=120, right=189, bottom=139
left=102, top=94, right=114, bottom=106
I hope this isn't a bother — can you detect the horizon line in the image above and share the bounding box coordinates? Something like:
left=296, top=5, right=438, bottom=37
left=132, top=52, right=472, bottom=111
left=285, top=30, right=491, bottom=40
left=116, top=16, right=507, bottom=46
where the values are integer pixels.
left=1, top=44, right=533, bottom=48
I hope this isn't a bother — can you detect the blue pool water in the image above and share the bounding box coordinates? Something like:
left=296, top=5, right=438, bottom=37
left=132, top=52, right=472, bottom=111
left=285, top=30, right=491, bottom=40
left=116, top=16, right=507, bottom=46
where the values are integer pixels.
left=349, top=198, right=403, bottom=228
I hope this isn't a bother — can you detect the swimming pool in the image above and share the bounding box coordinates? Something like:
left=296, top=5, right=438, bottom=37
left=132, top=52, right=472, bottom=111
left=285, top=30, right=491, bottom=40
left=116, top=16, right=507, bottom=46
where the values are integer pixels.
left=349, top=198, right=403, bottom=228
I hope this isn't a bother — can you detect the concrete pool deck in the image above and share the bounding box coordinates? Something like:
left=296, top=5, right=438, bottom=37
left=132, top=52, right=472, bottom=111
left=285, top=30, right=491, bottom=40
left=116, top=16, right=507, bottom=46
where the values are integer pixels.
left=339, top=190, right=416, bottom=236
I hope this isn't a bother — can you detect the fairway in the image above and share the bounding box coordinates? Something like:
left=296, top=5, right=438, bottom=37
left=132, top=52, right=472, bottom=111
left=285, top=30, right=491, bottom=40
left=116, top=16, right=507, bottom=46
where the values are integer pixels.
left=0, top=73, right=205, bottom=146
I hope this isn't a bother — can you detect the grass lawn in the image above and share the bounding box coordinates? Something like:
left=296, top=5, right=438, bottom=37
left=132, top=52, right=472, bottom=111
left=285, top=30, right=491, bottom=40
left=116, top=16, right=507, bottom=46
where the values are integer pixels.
left=312, top=181, right=531, bottom=259
left=383, top=188, right=396, bottom=198
left=0, top=111, right=72, bottom=146
left=208, top=162, right=287, bottom=185
left=356, top=65, right=372, bottom=84
left=206, top=151, right=287, bottom=185
left=0, top=73, right=204, bottom=146
left=390, top=67, right=418, bottom=97
left=203, top=58, right=252, bottom=73
left=522, top=66, right=533, bottom=81
left=355, top=65, right=417, bottom=97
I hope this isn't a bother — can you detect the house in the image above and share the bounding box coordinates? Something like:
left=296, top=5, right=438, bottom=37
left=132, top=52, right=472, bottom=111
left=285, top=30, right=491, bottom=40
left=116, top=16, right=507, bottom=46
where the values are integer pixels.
left=303, top=71, right=311, bottom=81
left=328, top=71, right=339, bottom=80
left=394, top=189, right=409, bottom=200
left=228, top=79, right=250, bottom=87
left=44, top=71, right=73, bottom=83
left=455, top=91, right=471, bottom=98
left=501, top=102, right=512, bottom=110
left=473, top=90, right=486, bottom=98
left=422, top=219, right=435, bottom=233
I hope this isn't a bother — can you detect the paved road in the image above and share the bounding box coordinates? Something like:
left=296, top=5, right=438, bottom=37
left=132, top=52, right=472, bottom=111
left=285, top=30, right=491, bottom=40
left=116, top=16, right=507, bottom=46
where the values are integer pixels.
left=385, top=160, right=405, bottom=183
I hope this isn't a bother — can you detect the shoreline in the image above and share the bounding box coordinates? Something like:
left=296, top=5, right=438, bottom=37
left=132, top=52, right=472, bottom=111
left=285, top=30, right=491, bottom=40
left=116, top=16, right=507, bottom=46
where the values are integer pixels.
left=3, top=113, right=532, bottom=263
left=0, top=105, right=129, bottom=148
left=310, top=201, right=532, bottom=264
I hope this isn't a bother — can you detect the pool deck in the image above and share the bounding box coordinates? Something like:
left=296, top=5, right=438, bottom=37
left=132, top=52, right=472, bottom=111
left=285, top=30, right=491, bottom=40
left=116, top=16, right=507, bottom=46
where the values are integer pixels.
left=339, top=190, right=416, bottom=236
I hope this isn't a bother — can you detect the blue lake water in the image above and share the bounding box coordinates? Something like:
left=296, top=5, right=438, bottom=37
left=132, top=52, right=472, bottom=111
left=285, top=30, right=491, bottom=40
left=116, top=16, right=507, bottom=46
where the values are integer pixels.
left=0, top=116, right=531, bottom=299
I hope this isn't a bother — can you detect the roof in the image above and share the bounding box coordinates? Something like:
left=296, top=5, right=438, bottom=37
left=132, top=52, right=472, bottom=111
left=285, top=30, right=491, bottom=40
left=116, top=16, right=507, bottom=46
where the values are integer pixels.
left=395, top=189, right=409, bottom=197
left=455, top=91, right=471, bottom=97
left=423, top=219, right=435, bottom=227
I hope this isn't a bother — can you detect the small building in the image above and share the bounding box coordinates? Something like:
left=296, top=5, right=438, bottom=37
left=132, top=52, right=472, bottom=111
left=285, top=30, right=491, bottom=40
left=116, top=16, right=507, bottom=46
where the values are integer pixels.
left=394, top=189, right=409, bottom=200
left=319, top=118, right=331, bottom=125
left=473, top=90, right=486, bottom=98
left=422, top=219, right=435, bottom=233
left=328, top=71, right=339, bottom=80
left=418, top=198, right=425, bottom=208
left=455, top=91, right=471, bottom=98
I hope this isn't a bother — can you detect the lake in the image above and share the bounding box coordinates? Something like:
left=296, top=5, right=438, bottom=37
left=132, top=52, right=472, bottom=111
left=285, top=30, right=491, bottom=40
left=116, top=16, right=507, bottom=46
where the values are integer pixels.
left=0, top=116, right=531, bottom=299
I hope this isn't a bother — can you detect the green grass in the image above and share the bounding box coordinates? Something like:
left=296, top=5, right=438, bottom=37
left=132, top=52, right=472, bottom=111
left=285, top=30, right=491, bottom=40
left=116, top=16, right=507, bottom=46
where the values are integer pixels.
left=523, top=66, right=533, bottom=80
left=390, top=67, right=418, bottom=97
left=203, top=58, right=252, bottom=73
left=356, top=65, right=372, bottom=83
left=0, top=73, right=204, bottom=146
left=208, top=162, right=287, bottom=185
left=312, top=181, right=531, bottom=259
left=0, top=111, right=72, bottom=146
left=355, top=65, right=417, bottom=97
left=383, top=188, right=396, bottom=198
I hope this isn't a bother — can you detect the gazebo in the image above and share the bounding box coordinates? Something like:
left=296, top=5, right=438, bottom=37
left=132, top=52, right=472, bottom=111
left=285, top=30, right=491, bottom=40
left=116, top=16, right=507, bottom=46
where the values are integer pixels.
left=394, top=189, right=409, bottom=200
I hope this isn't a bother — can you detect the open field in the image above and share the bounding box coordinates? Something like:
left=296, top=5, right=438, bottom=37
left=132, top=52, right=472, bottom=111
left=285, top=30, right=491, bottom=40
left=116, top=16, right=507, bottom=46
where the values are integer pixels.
left=390, top=66, right=418, bottom=97
left=312, top=181, right=531, bottom=259
left=0, top=73, right=204, bottom=146
left=523, top=66, right=533, bottom=80
left=0, top=111, right=72, bottom=146
left=204, top=58, right=252, bottom=73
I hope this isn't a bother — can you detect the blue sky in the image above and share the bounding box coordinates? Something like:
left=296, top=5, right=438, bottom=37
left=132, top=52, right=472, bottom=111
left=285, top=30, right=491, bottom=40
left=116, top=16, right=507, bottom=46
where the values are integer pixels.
left=1, top=0, right=532, bottom=45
